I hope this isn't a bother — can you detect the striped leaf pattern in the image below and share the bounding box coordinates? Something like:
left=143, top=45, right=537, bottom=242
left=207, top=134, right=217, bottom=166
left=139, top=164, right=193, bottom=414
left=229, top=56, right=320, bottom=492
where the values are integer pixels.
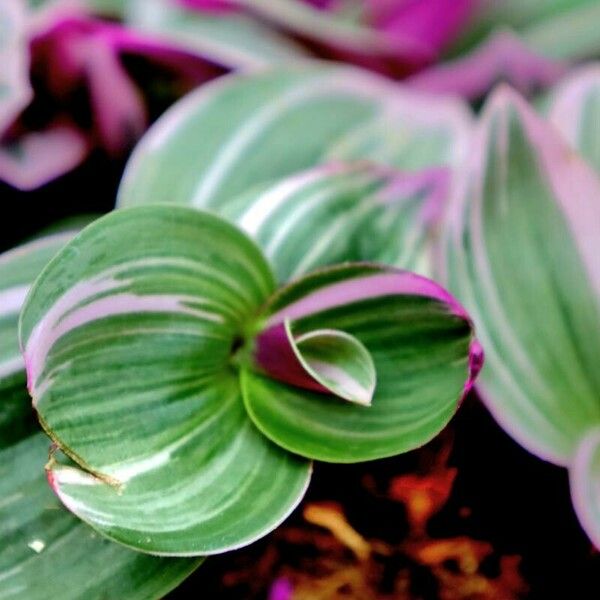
left=20, top=206, right=311, bottom=555
left=220, top=163, right=449, bottom=282
left=291, top=325, right=376, bottom=407
left=443, top=85, right=600, bottom=465
left=0, top=0, right=31, bottom=135
left=117, top=64, right=472, bottom=211
left=442, top=86, right=600, bottom=546
left=0, top=232, right=202, bottom=599
left=0, top=231, right=78, bottom=394
left=548, top=64, right=600, bottom=173
left=243, top=264, right=480, bottom=463
left=0, top=436, right=202, bottom=600
left=253, top=319, right=376, bottom=407
left=126, top=0, right=308, bottom=69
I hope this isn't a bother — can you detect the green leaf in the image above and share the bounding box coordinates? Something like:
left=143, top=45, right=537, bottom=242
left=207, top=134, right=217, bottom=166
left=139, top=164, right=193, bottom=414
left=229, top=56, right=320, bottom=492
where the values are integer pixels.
left=81, top=0, right=128, bottom=18
left=570, top=427, right=600, bottom=549
left=0, top=0, right=31, bottom=135
left=117, top=64, right=472, bottom=211
left=125, top=0, right=308, bottom=69
left=0, top=231, right=78, bottom=395
left=442, top=85, right=600, bottom=465
left=0, top=437, right=202, bottom=600
left=521, top=2, right=600, bottom=60
left=0, top=232, right=202, bottom=599
left=243, top=264, right=479, bottom=463
left=20, top=206, right=311, bottom=556
left=548, top=64, right=600, bottom=173
left=285, top=319, right=376, bottom=406
left=219, top=162, right=449, bottom=282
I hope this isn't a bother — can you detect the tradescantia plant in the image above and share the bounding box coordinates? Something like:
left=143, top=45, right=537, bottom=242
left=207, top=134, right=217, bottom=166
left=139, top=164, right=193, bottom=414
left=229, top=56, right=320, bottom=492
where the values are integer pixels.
left=117, top=63, right=472, bottom=218
left=442, top=66, right=600, bottom=548
left=0, top=230, right=202, bottom=598
left=19, top=205, right=482, bottom=556
left=116, top=63, right=472, bottom=281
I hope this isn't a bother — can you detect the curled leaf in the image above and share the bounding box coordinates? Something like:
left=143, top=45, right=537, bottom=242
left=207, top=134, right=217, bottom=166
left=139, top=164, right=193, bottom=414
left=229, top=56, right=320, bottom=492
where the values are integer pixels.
left=254, top=319, right=376, bottom=406
left=20, top=206, right=311, bottom=556
left=244, top=264, right=480, bottom=462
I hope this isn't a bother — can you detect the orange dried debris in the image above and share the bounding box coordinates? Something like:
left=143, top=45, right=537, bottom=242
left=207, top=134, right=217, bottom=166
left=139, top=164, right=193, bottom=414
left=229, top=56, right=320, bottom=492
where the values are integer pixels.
left=390, top=468, right=457, bottom=535
left=303, top=502, right=372, bottom=561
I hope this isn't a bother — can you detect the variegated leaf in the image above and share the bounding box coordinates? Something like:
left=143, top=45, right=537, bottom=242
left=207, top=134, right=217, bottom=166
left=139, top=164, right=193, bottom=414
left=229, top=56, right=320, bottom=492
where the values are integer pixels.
left=117, top=64, right=472, bottom=211
left=442, top=85, right=600, bottom=467
left=126, top=0, right=308, bottom=69
left=254, top=319, right=376, bottom=407
left=456, top=0, right=600, bottom=60
left=0, top=231, right=78, bottom=390
left=0, top=231, right=202, bottom=599
left=20, top=206, right=311, bottom=556
left=243, top=264, right=481, bottom=463
left=220, top=162, right=449, bottom=282
left=570, top=427, right=600, bottom=549
left=0, top=0, right=31, bottom=136
left=548, top=64, right=600, bottom=173
left=184, top=0, right=474, bottom=75
left=520, top=1, right=600, bottom=60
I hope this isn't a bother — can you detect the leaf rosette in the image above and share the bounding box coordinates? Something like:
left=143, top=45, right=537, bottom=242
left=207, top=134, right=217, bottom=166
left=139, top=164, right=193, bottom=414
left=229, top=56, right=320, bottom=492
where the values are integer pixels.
left=20, top=205, right=481, bottom=556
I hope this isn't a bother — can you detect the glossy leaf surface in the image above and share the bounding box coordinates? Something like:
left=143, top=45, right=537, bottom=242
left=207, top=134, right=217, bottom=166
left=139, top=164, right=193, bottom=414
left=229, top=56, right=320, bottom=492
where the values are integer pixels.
left=20, top=207, right=311, bottom=556
left=244, top=264, right=480, bottom=462
left=1, top=231, right=202, bottom=598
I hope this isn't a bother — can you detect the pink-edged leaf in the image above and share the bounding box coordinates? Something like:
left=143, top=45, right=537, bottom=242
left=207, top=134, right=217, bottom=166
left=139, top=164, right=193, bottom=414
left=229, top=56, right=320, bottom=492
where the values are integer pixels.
left=218, top=162, right=452, bottom=283
left=254, top=319, right=376, bottom=406
left=443, top=83, right=600, bottom=466
left=409, top=29, right=567, bottom=99
left=243, top=263, right=481, bottom=462
left=15, top=12, right=227, bottom=182
left=547, top=63, right=600, bottom=174
left=0, top=124, right=89, bottom=190
left=81, top=34, right=147, bottom=154
left=570, top=427, right=600, bottom=550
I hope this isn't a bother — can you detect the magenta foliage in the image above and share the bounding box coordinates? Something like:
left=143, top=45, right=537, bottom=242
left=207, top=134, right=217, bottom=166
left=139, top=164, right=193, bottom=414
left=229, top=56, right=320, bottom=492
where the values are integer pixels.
left=1, top=12, right=225, bottom=189
left=180, top=0, right=476, bottom=75
left=29, top=16, right=223, bottom=155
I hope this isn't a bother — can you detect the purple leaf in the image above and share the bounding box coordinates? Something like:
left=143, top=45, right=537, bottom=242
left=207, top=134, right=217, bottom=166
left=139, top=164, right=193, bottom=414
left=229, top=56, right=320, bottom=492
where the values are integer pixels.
left=409, top=30, right=568, bottom=99
left=2, top=11, right=226, bottom=189
left=367, top=0, right=475, bottom=56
